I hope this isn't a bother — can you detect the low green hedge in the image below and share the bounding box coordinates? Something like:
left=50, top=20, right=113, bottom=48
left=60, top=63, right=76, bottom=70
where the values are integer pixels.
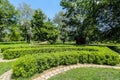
left=0, top=41, right=27, bottom=45
left=3, top=47, right=98, bottom=59
left=1, top=45, right=74, bottom=53
left=0, top=44, right=29, bottom=53
left=13, top=50, right=120, bottom=78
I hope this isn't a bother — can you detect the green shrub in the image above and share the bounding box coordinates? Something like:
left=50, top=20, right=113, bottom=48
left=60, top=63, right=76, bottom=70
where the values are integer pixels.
left=0, top=41, right=27, bottom=45
left=58, top=53, right=79, bottom=65
left=3, top=47, right=98, bottom=59
left=13, top=50, right=119, bottom=78
left=13, top=55, right=38, bottom=77
left=1, top=45, right=74, bottom=53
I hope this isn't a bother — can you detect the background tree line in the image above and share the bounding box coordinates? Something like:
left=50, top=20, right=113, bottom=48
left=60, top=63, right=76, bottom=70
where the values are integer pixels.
left=0, top=0, right=120, bottom=44
left=0, top=0, right=59, bottom=44
left=58, top=0, right=120, bottom=44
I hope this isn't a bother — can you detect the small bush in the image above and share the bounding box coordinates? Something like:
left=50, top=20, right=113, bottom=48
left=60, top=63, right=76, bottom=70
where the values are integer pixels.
left=13, top=55, right=38, bottom=77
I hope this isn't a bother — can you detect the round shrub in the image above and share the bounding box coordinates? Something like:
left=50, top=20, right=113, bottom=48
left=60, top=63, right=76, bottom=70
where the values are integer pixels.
left=13, top=55, right=38, bottom=77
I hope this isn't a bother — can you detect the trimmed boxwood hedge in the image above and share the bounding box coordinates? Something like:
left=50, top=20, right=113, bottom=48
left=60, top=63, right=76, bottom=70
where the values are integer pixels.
left=13, top=50, right=120, bottom=78
left=3, top=47, right=98, bottom=59
left=1, top=45, right=74, bottom=53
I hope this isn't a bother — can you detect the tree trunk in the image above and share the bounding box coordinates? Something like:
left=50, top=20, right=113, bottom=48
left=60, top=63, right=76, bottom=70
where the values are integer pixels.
left=75, top=36, right=86, bottom=45
left=62, top=39, right=65, bottom=44
left=26, top=33, right=30, bottom=43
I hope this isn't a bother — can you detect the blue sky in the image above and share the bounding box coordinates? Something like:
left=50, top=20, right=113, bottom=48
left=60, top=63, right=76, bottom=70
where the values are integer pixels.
left=9, top=0, right=62, bottom=19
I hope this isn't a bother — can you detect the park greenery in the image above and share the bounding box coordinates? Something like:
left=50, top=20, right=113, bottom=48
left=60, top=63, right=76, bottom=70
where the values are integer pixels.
left=0, top=0, right=120, bottom=80
left=0, top=0, right=120, bottom=44
left=0, top=43, right=120, bottom=79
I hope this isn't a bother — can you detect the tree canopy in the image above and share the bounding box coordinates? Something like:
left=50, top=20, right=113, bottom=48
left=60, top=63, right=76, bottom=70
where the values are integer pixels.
left=0, top=0, right=17, bottom=41
left=0, top=0, right=120, bottom=44
left=60, top=0, right=120, bottom=44
left=31, top=10, right=59, bottom=43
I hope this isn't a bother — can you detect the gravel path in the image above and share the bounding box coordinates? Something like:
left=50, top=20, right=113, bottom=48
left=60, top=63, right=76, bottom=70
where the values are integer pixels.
left=0, top=58, right=16, bottom=80
left=0, top=58, right=16, bottom=62
left=33, top=64, right=120, bottom=80
left=0, top=70, right=12, bottom=80
left=1, top=64, right=120, bottom=80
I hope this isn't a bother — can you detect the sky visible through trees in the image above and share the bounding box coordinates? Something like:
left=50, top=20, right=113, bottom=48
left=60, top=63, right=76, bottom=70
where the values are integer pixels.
left=0, top=0, right=120, bottom=44
left=9, top=0, right=62, bottom=19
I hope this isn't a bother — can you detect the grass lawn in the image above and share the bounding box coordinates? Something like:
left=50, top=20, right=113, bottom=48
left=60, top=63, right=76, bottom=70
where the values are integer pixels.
left=0, top=62, right=13, bottom=76
left=0, top=53, right=2, bottom=58
left=49, top=67, right=120, bottom=80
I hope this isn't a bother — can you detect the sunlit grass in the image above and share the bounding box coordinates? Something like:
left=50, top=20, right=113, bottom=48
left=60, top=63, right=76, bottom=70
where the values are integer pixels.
left=49, top=67, right=120, bottom=80
left=0, top=62, right=13, bottom=76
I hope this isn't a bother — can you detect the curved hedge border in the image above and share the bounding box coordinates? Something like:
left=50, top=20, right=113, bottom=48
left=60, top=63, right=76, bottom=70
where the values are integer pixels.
left=3, top=47, right=98, bottom=59
left=13, top=51, right=120, bottom=78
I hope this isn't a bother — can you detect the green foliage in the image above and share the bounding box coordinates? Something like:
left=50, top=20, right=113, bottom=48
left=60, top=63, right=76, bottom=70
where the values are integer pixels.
left=96, top=0, right=120, bottom=42
left=17, top=2, right=34, bottom=43
left=58, top=52, right=79, bottom=65
left=13, top=50, right=119, bottom=78
left=2, top=24, right=23, bottom=42
left=53, top=11, right=68, bottom=44
left=0, top=44, right=74, bottom=52
left=31, top=10, right=59, bottom=43
left=44, top=21, right=59, bottom=44
left=3, top=46, right=98, bottom=59
left=31, top=9, right=46, bottom=41
left=13, top=55, right=38, bottom=77
left=0, top=0, right=17, bottom=41
left=8, top=25, right=22, bottom=41
left=60, top=0, right=120, bottom=44
left=0, top=0, right=120, bottom=44
left=60, top=0, right=98, bottom=44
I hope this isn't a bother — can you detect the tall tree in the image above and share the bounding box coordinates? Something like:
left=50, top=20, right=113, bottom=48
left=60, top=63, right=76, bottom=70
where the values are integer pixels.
left=53, top=10, right=65, bottom=26
left=17, top=2, right=34, bottom=43
left=53, top=11, right=68, bottom=44
left=31, top=9, right=46, bottom=41
left=0, top=0, right=17, bottom=41
left=96, top=0, right=120, bottom=43
left=44, top=20, right=59, bottom=44
left=31, top=10, right=59, bottom=43
left=60, top=0, right=98, bottom=44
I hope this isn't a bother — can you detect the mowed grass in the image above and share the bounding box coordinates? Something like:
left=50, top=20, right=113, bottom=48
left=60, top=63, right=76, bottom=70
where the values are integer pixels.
left=49, top=67, right=120, bottom=80
left=0, top=62, right=13, bottom=76
left=0, top=53, right=2, bottom=58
